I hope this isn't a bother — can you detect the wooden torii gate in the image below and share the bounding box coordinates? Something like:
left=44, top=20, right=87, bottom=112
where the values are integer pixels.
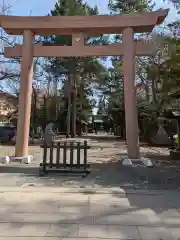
left=0, top=9, right=168, bottom=160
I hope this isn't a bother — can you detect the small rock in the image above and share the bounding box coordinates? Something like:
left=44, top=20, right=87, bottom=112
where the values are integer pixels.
left=122, top=158, right=132, bottom=166
left=0, top=156, right=10, bottom=164
left=21, top=155, right=33, bottom=164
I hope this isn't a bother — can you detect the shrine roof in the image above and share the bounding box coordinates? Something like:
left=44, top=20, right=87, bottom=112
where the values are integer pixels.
left=0, top=9, right=169, bottom=35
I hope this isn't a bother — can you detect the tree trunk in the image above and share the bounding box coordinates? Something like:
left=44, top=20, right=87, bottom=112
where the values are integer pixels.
left=67, top=75, right=71, bottom=138
left=32, top=86, right=37, bottom=134
left=79, top=74, right=84, bottom=113
left=151, top=77, right=157, bottom=104
left=144, top=82, right=149, bottom=102
left=72, top=89, right=76, bottom=137
left=72, top=74, right=77, bottom=138
left=80, top=83, right=84, bottom=112
left=43, top=95, right=47, bottom=131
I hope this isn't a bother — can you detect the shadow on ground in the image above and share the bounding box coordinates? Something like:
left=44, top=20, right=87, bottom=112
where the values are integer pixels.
left=2, top=188, right=180, bottom=240
left=0, top=151, right=180, bottom=190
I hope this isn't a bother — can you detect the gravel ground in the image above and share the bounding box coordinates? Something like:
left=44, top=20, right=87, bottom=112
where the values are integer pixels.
left=0, top=141, right=180, bottom=190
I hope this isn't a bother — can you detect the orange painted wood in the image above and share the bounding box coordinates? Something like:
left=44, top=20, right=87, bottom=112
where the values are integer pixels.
left=0, top=9, right=168, bottom=35
left=4, top=42, right=156, bottom=57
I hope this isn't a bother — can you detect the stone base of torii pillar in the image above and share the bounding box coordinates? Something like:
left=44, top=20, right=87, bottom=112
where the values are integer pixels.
left=0, top=155, right=33, bottom=164
left=122, top=156, right=153, bottom=167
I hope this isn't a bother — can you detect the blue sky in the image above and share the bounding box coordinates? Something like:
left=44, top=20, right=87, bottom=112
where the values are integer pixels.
left=7, top=0, right=177, bottom=22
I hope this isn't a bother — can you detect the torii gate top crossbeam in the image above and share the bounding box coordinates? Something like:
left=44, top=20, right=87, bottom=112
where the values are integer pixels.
left=0, top=9, right=168, bottom=36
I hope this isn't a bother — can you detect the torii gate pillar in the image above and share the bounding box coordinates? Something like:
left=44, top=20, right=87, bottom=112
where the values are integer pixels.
left=15, top=30, right=34, bottom=157
left=123, top=27, right=140, bottom=159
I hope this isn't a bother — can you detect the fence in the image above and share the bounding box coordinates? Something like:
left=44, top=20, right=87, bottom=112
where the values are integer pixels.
left=40, top=140, right=90, bottom=176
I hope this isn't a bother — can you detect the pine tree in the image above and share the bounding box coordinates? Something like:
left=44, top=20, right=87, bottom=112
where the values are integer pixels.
left=108, top=0, right=155, bottom=14
left=46, top=0, right=106, bottom=136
